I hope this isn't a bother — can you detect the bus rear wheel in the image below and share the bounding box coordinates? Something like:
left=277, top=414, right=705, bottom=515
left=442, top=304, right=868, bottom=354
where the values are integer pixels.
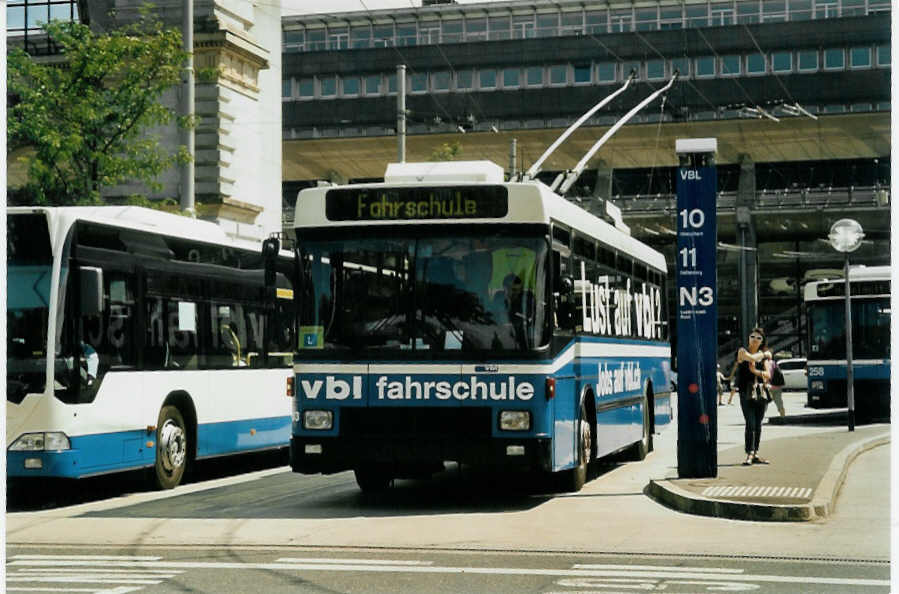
left=154, top=405, right=188, bottom=490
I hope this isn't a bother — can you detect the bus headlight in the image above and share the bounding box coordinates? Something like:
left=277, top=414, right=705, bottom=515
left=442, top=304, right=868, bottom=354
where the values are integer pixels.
left=303, top=410, right=333, bottom=430
left=499, top=411, right=531, bottom=431
left=8, top=432, right=71, bottom=451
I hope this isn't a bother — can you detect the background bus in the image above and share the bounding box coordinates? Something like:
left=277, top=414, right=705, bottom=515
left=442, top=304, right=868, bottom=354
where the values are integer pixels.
left=7, top=207, right=295, bottom=489
left=804, top=265, right=890, bottom=418
left=287, top=161, right=673, bottom=493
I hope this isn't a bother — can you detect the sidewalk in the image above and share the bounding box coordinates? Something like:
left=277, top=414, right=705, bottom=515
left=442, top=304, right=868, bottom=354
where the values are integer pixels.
left=647, top=391, right=890, bottom=522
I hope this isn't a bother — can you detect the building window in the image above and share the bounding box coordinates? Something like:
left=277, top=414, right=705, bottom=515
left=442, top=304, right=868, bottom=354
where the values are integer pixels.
left=771, top=51, right=792, bottom=72
left=762, top=0, right=786, bottom=21
left=364, top=75, right=381, bottom=95
left=646, top=59, right=665, bottom=80
left=284, top=30, right=305, bottom=52
left=502, top=67, right=520, bottom=88
left=387, top=73, right=397, bottom=94
left=396, top=24, right=417, bottom=47
left=635, top=7, right=658, bottom=30
left=610, top=9, right=633, bottom=32
left=585, top=10, right=607, bottom=33
left=307, top=29, right=326, bottom=51
left=372, top=24, right=394, bottom=47
left=621, top=61, right=641, bottom=80
left=526, top=66, right=544, bottom=86
left=798, top=50, right=818, bottom=71
left=466, top=18, right=487, bottom=42
left=671, top=58, right=690, bottom=77
left=419, top=25, right=440, bottom=45
left=282, top=78, right=292, bottom=98
left=877, top=44, right=890, bottom=67
left=327, top=27, right=348, bottom=50
left=410, top=72, right=427, bottom=93
left=550, top=65, right=568, bottom=85
left=823, top=48, right=844, bottom=69
left=299, top=78, right=314, bottom=98
left=597, top=62, right=616, bottom=83
left=710, top=4, right=735, bottom=25
left=574, top=63, right=592, bottom=84
left=479, top=69, right=497, bottom=89
left=489, top=16, right=511, bottom=40
left=841, top=0, right=866, bottom=16
left=341, top=76, right=360, bottom=96
left=660, top=5, right=683, bottom=29
left=850, top=47, right=871, bottom=68
left=789, top=0, right=812, bottom=20
left=737, top=1, right=760, bottom=23
left=456, top=69, right=474, bottom=90
left=813, top=0, right=838, bottom=18
left=320, top=76, right=337, bottom=97
left=536, top=13, right=558, bottom=37
left=561, top=11, right=584, bottom=35
left=686, top=4, right=708, bottom=27
left=442, top=19, right=463, bottom=43
left=512, top=15, right=536, bottom=39
left=746, top=53, right=766, bottom=74
left=721, top=55, right=741, bottom=76
left=350, top=26, right=371, bottom=49
left=695, top=56, right=716, bottom=77
left=432, top=71, right=451, bottom=91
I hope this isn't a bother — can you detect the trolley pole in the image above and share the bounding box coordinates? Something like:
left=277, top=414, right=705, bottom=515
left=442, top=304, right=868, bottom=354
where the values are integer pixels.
left=397, top=65, right=406, bottom=163
left=675, top=138, right=719, bottom=479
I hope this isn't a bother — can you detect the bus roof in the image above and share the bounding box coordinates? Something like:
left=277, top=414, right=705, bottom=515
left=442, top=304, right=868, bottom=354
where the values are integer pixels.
left=294, top=161, right=667, bottom=273
left=803, top=264, right=891, bottom=301
left=8, top=206, right=263, bottom=253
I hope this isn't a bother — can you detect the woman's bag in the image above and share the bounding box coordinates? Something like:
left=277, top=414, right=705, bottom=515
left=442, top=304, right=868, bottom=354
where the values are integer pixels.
left=769, top=360, right=786, bottom=387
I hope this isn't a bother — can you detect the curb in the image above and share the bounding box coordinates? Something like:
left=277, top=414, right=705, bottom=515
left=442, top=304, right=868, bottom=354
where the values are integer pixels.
left=646, top=431, right=889, bottom=522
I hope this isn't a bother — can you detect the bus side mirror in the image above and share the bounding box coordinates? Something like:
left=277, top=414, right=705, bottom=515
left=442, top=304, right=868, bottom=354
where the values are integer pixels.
left=262, top=237, right=280, bottom=290
left=79, top=266, right=103, bottom=316
left=554, top=276, right=577, bottom=330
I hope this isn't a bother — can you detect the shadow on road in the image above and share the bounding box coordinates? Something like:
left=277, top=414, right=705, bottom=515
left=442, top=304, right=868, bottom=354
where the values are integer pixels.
left=7, top=448, right=290, bottom=512
left=78, top=459, right=625, bottom=520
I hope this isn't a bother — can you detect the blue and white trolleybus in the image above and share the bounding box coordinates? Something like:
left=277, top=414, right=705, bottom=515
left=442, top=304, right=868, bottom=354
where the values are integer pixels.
left=287, top=160, right=673, bottom=492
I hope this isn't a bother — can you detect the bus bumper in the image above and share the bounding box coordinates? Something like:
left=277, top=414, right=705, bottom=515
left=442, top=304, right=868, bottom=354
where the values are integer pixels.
left=290, top=435, right=552, bottom=475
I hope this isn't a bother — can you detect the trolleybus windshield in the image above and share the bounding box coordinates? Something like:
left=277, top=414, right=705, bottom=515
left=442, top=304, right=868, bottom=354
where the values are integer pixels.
left=299, top=233, right=549, bottom=354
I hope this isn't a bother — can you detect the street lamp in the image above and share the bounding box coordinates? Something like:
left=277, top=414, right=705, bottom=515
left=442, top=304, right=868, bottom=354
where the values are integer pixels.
left=827, top=219, right=864, bottom=431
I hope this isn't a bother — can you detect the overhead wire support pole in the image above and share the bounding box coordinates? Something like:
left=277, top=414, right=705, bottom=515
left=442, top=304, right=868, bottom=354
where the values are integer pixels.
left=522, top=71, right=636, bottom=182
left=557, top=72, right=679, bottom=195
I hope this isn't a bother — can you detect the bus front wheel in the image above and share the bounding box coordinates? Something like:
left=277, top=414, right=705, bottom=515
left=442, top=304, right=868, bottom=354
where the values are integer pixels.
left=154, top=405, right=188, bottom=490
left=564, top=405, right=592, bottom=492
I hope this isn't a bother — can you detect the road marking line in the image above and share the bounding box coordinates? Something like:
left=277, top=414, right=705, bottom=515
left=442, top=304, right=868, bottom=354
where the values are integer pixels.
left=6, top=559, right=888, bottom=587
left=572, top=565, right=743, bottom=574
left=277, top=558, right=433, bottom=565
left=7, top=577, right=162, bottom=585
left=10, top=572, right=179, bottom=579
left=10, top=556, right=162, bottom=561
left=16, top=569, right=181, bottom=574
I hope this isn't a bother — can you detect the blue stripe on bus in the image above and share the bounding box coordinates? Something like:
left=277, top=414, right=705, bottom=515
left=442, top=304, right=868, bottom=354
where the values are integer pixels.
left=7, top=416, right=290, bottom=479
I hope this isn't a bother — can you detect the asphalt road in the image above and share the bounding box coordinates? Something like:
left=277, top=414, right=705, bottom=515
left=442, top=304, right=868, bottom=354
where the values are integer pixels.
left=6, top=396, right=891, bottom=593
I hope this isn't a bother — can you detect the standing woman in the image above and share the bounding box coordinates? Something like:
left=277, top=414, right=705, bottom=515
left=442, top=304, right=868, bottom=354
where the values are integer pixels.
left=735, top=327, right=773, bottom=465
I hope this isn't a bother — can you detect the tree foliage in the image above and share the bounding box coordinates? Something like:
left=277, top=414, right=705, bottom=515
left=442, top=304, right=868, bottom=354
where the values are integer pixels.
left=7, top=15, right=191, bottom=205
left=428, top=141, right=463, bottom=162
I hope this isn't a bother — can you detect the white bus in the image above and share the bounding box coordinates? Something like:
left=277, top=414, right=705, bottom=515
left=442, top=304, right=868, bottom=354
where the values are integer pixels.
left=804, top=264, right=890, bottom=417
left=286, top=161, right=673, bottom=492
left=7, top=207, right=295, bottom=488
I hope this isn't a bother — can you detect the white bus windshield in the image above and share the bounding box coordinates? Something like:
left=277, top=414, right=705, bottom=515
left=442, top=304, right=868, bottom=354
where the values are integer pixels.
left=7, top=213, right=53, bottom=401
left=299, top=234, right=549, bottom=354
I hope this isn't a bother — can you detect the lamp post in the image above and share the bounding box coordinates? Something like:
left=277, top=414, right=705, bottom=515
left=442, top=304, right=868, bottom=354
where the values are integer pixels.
left=827, top=218, right=864, bottom=431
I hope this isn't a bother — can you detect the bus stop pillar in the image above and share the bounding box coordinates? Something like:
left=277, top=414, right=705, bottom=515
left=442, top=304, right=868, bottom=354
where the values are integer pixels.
left=675, top=138, right=718, bottom=479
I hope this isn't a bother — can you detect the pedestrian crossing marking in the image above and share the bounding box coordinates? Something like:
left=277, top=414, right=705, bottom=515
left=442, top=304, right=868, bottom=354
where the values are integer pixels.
left=6, top=555, right=182, bottom=594
left=701, top=485, right=813, bottom=499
